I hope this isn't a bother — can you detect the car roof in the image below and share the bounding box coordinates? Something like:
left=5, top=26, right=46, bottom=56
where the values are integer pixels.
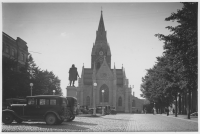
left=6, top=98, right=26, bottom=101
left=26, top=95, right=66, bottom=99
left=66, top=96, right=77, bottom=100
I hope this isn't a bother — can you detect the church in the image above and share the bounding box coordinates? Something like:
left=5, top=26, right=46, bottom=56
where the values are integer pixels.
left=76, top=11, right=133, bottom=113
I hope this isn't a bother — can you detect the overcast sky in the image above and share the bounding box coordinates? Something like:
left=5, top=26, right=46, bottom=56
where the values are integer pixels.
left=2, top=2, right=183, bottom=98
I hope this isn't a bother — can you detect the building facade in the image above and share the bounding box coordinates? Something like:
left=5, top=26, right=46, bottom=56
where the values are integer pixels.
left=76, top=11, right=133, bottom=113
left=2, top=32, right=28, bottom=69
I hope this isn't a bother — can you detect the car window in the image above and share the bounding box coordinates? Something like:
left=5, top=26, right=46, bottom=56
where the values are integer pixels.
left=28, top=98, right=35, bottom=105
left=50, top=99, right=56, bottom=105
left=39, top=99, right=50, bottom=105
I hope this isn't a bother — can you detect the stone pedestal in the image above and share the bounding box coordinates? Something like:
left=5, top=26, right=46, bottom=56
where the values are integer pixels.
left=66, top=86, right=77, bottom=98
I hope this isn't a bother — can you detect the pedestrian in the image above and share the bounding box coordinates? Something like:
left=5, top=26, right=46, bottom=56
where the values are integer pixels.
left=144, top=108, right=146, bottom=114
left=153, top=107, right=156, bottom=115
left=165, top=107, right=169, bottom=116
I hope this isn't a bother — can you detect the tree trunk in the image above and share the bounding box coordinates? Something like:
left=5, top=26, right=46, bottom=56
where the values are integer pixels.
left=175, top=93, right=177, bottom=117
left=187, top=90, right=191, bottom=119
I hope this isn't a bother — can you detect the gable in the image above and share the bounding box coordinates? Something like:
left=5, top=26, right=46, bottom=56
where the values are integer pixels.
left=96, top=59, right=113, bottom=80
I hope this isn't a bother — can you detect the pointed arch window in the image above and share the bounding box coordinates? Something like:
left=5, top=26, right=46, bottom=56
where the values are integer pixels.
left=118, top=97, right=122, bottom=106
left=99, top=84, right=109, bottom=103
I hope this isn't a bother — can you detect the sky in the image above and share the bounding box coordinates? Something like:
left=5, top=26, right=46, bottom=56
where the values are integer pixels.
left=2, top=2, right=183, bottom=98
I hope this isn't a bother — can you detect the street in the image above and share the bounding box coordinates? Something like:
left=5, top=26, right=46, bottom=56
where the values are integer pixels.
left=2, top=113, right=198, bottom=132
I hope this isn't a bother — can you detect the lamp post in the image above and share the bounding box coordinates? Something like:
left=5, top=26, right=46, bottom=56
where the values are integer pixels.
left=93, top=82, right=97, bottom=116
left=102, top=89, right=105, bottom=115
left=53, top=90, right=55, bottom=95
left=30, top=83, right=33, bottom=96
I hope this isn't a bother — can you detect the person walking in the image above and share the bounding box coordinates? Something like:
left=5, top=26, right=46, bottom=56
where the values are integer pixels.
left=165, top=107, right=169, bottom=116
left=152, top=107, right=156, bottom=115
left=144, top=108, right=146, bottom=114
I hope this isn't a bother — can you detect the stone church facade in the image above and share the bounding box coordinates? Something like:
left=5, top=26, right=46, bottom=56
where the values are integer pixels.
left=76, top=11, right=132, bottom=113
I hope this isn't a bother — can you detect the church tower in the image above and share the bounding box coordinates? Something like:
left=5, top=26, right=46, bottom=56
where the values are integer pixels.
left=77, top=10, right=132, bottom=113
left=91, top=10, right=111, bottom=70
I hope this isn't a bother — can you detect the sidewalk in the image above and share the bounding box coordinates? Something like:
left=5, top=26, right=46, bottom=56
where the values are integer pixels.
left=159, top=113, right=198, bottom=122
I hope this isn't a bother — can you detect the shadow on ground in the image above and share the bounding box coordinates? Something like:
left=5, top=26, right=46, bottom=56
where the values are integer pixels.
left=8, top=121, right=98, bottom=131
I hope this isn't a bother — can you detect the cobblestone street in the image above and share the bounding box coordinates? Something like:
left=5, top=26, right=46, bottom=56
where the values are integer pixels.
left=2, top=114, right=198, bottom=132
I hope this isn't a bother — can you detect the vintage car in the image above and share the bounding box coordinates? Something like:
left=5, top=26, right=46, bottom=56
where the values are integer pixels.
left=3, top=98, right=26, bottom=110
left=110, top=107, right=117, bottom=115
left=2, top=95, right=71, bottom=125
left=88, top=105, right=111, bottom=115
left=66, top=96, right=77, bottom=122
left=79, top=106, right=89, bottom=114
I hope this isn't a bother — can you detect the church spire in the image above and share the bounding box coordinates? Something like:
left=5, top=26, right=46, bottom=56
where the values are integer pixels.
left=98, top=9, right=105, bottom=32
left=95, top=10, right=107, bottom=43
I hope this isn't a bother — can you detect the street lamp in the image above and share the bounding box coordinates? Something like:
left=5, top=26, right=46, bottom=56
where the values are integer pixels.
left=30, top=83, right=33, bottom=96
left=93, top=82, right=97, bottom=116
left=53, top=90, right=55, bottom=95
left=102, top=89, right=105, bottom=115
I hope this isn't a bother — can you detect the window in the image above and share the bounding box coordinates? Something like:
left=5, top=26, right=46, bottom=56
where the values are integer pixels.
left=118, top=97, right=122, bottom=106
left=40, top=99, right=46, bottom=105
left=21, top=53, right=24, bottom=61
left=62, top=99, right=67, bottom=105
left=50, top=99, right=56, bottom=105
left=28, top=98, right=35, bottom=105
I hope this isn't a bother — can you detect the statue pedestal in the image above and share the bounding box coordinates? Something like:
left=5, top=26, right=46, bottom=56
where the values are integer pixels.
left=66, top=86, right=77, bottom=98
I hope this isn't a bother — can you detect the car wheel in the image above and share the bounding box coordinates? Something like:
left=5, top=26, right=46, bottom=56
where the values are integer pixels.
left=15, top=118, right=23, bottom=124
left=70, top=115, right=75, bottom=121
left=3, top=113, right=14, bottom=124
left=45, top=113, right=57, bottom=125
left=66, top=110, right=73, bottom=122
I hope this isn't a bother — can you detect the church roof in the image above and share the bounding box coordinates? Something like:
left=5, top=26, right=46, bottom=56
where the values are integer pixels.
left=83, top=68, right=123, bottom=85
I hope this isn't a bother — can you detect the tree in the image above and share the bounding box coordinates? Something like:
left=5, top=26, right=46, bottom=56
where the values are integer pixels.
left=2, top=54, right=63, bottom=102
left=155, top=2, right=197, bottom=119
left=27, top=54, right=63, bottom=96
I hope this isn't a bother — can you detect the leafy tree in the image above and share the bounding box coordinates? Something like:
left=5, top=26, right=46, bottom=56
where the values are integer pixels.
left=2, top=54, right=63, bottom=102
left=141, top=2, right=197, bottom=118
left=27, top=54, right=63, bottom=96
left=155, top=2, right=197, bottom=118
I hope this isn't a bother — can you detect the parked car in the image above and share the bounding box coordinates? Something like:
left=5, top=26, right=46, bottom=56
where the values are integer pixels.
left=66, top=96, right=77, bottom=122
left=104, top=105, right=111, bottom=115
left=79, top=106, right=89, bottom=114
left=110, top=107, right=117, bottom=115
left=2, top=95, right=71, bottom=125
left=3, top=98, right=26, bottom=110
